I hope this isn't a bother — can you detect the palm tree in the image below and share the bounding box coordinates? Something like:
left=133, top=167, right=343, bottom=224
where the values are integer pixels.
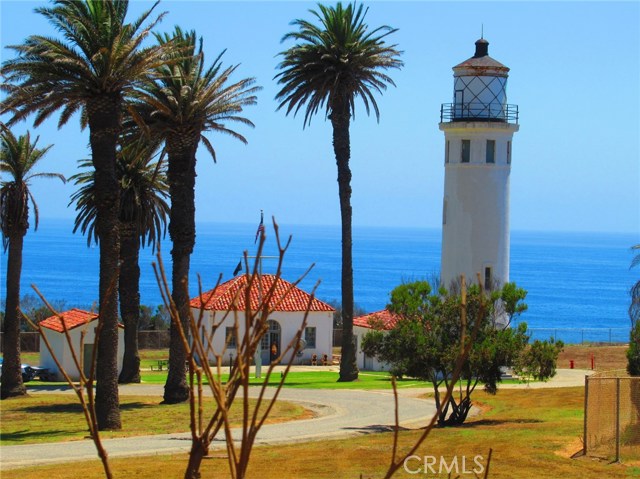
left=134, top=27, right=260, bottom=403
left=1, top=127, right=65, bottom=399
left=70, top=137, right=169, bottom=384
left=275, top=2, right=403, bottom=381
left=1, top=0, right=172, bottom=429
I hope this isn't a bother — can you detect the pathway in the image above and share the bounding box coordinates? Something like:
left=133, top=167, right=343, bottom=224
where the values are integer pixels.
left=1, top=384, right=435, bottom=471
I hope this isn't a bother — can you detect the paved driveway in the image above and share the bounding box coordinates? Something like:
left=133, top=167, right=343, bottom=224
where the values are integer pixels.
left=1, top=384, right=436, bottom=471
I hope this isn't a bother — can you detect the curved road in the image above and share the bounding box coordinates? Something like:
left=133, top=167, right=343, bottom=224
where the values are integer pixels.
left=1, top=384, right=436, bottom=471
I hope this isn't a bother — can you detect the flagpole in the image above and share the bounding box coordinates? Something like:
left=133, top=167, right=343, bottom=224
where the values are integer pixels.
left=252, top=210, right=266, bottom=378
left=248, top=255, right=276, bottom=379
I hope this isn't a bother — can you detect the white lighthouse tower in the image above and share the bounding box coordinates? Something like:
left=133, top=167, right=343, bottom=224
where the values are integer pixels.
left=439, top=38, right=519, bottom=291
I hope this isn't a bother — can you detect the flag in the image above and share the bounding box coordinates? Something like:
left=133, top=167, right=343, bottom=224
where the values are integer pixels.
left=254, top=210, right=265, bottom=244
left=233, top=261, right=242, bottom=276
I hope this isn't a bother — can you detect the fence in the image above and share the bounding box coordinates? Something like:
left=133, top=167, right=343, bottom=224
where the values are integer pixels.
left=1, top=330, right=170, bottom=353
left=584, top=370, right=640, bottom=462
left=517, top=327, right=629, bottom=345
left=0, top=332, right=41, bottom=353
left=335, top=327, right=629, bottom=347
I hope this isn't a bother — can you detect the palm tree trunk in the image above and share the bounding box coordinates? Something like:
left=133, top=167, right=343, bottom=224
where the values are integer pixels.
left=1, top=230, right=27, bottom=399
left=331, top=103, right=359, bottom=382
left=164, top=132, right=198, bottom=404
left=118, top=223, right=141, bottom=383
left=87, top=95, right=122, bottom=430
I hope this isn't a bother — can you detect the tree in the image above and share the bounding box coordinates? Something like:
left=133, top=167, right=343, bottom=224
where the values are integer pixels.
left=1, top=0, right=171, bottom=428
left=0, top=127, right=64, bottom=399
left=135, top=27, right=259, bottom=403
left=69, top=137, right=169, bottom=383
left=628, top=244, right=640, bottom=376
left=514, top=338, right=564, bottom=381
left=275, top=2, right=402, bottom=381
left=362, top=280, right=560, bottom=426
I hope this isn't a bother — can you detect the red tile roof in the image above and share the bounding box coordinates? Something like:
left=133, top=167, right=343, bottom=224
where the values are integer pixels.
left=354, top=309, right=400, bottom=331
left=190, top=274, right=334, bottom=313
left=39, top=308, right=99, bottom=333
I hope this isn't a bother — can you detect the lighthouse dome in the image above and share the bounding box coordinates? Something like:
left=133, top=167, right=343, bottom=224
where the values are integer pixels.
left=451, top=38, right=511, bottom=121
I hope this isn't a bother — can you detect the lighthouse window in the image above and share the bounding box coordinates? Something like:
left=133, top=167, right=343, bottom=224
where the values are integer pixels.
left=507, top=141, right=512, bottom=165
left=461, top=140, right=470, bottom=163
left=442, top=198, right=447, bottom=225
left=486, top=140, right=495, bottom=164
left=445, top=141, right=450, bottom=164
left=484, top=267, right=492, bottom=290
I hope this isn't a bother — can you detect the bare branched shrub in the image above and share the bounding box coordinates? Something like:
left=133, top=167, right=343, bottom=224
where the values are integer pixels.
left=153, top=218, right=318, bottom=479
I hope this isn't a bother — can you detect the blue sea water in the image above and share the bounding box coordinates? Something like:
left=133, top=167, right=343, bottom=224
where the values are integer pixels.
left=1, top=219, right=637, bottom=344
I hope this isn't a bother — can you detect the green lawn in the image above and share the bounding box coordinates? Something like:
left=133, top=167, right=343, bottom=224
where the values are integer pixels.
left=20, top=349, right=526, bottom=391
left=137, top=369, right=430, bottom=389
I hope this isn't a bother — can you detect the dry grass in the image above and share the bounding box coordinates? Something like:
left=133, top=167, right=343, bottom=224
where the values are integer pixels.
left=7, top=387, right=639, bottom=479
left=0, top=394, right=310, bottom=445
left=559, top=344, right=629, bottom=371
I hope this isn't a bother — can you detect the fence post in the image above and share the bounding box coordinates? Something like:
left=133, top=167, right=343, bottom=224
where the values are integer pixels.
left=615, top=377, right=621, bottom=463
left=583, top=375, right=589, bottom=455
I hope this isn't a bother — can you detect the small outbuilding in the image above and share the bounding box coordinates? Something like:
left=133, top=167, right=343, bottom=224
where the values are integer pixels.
left=353, top=309, right=400, bottom=371
left=39, top=309, right=124, bottom=381
left=190, top=274, right=334, bottom=366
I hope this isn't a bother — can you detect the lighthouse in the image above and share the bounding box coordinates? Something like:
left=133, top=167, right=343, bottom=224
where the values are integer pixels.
left=439, top=38, right=519, bottom=291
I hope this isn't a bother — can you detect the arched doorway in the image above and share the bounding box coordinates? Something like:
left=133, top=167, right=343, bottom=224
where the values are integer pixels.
left=261, top=320, right=281, bottom=364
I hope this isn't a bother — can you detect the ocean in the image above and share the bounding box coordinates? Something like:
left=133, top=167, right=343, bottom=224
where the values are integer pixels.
left=1, top=219, right=637, bottom=344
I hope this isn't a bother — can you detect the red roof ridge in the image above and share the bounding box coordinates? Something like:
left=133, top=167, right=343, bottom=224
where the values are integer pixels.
left=39, top=308, right=99, bottom=333
left=190, top=274, right=334, bottom=313
left=354, top=309, right=400, bottom=330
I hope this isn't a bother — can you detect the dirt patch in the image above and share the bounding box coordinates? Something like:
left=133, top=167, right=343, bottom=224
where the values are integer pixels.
left=555, top=437, right=584, bottom=458
left=558, top=344, right=628, bottom=371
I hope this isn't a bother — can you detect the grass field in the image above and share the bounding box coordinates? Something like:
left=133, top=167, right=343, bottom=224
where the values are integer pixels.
left=6, top=387, right=639, bottom=479
left=0, top=394, right=309, bottom=446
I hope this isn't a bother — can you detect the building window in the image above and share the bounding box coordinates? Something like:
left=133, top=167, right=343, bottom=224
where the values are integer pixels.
left=484, top=267, right=492, bottom=290
left=461, top=140, right=470, bottom=163
left=445, top=140, right=450, bottom=164
left=442, top=198, right=447, bottom=225
left=305, top=327, right=316, bottom=348
left=507, top=141, right=512, bottom=165
left=225, top=327, right=237, bottom=348
left=486, top=140, right=495, bottom=164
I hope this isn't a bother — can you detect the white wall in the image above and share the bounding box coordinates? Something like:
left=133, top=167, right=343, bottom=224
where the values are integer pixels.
left=40, top=323, right=124, bottom=381
left=353, top=326, right=390, bottom=372
left=194, top=309, right=333, bottom=366
left=439, top=121, right=518, bottom=290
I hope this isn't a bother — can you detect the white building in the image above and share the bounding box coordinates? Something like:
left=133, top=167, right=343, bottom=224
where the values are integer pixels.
left=353, top=309, right=400, bottom=371
left=439, top=38, right=519, bottom=291
left=190, top=274, right=334, bottom=366
left=39, top=308, right=124, bottom=381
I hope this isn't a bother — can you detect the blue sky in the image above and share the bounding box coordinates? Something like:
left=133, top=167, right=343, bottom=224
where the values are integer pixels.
left=1, top=1, right=639, bottom=234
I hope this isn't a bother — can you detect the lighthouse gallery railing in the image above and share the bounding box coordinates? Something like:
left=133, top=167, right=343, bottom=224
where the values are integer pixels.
left=441, top=102, right=519, bottom=124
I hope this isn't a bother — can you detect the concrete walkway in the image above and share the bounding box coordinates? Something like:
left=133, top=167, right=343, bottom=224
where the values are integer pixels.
left=390, top=368, right=592, bottom=399
left=0, top=368, right=589, bottom=471
left=1, top=384, right=435, bottom=471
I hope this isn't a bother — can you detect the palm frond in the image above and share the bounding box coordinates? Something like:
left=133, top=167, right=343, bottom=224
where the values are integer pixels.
left=275, top=1, right=403, bottom=128
left=1, top=127, right=61, bottom=248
